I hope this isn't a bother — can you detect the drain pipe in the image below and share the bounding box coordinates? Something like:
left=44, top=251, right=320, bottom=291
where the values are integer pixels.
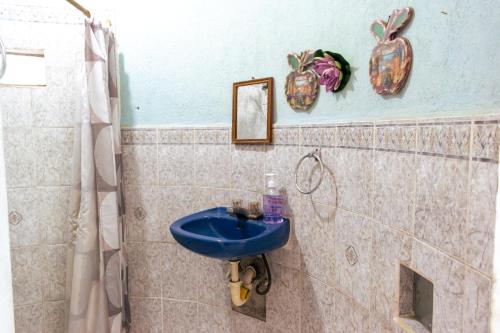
left=229, top=261, right=256, bottom=307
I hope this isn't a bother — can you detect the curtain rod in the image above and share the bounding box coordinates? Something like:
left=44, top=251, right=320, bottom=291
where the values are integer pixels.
left=65, top=0, right=91, bottom=18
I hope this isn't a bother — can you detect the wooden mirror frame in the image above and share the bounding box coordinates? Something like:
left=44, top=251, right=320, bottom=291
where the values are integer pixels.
left=232, top=77, right=273, bottom=144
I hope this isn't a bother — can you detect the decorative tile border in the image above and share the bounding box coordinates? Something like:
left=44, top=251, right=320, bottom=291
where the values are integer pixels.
left=300, top=127, right=322, bottom=147
left=472, top=120, right=499, bottom=162
left=158, top=129, right=194, bottom=145
left=337, top=125, right=373, bottom=150
left=0, top=4, right=81, bottom=24
left=321, top=127, right=336, bottom=147
left=120, top=115, right=499, bottom=161
left=194, top=128, right=230, bottom=145
left=272, top=127, right=299, bottom=146
left=417, top=121, right=471, bottom=159
left=121, top=129, right=157, bottom=145
left=375, top=123, right=416, bottom=153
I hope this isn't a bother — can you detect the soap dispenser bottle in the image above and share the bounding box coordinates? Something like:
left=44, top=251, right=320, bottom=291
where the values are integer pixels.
left=263, top=173, right=284, bottom=224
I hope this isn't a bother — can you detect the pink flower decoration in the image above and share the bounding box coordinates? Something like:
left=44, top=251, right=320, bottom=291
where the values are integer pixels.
left=313, top=58, right=341, bottom=92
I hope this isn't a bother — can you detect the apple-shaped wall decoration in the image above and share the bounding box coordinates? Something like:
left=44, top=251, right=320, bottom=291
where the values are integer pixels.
left=369, top=7, right=414, bottom=95
left=285, top=50, right=319, bottom=110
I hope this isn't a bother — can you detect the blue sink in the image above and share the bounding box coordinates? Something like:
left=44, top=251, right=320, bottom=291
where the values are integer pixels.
left=170, top=207, right=290, bottom=260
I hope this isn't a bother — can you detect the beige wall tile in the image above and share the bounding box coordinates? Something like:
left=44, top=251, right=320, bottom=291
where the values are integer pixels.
left=411, top=239, right=437, bottom=282
left=32, top=67, right=78, bottom=128
left=122, top=144, right=158, bottom=186
left=38, top=186, right=70, bottom=245
left=7, top=188, right=39, bottom=247
left=128, top=243, right=162, bottom=297
left=43, top=301, right=66, bottom=333
left=296, top=201, right=335, bottom=285
left=374, top=151, right=415, bottom=233
left=309, top=147, right=337, bottom=207
left=227, top=310, right=267, bottom=333
left=35, top=128, right=74, bottom=186
left=197, top=256, right=230, bottom=308
left=231, top=145, right=265, bottom=192
left=14, top=303, right=43, bottom=333
left=0, top=88, right=32, bottom=127
left=194, top=144, right=231, bottom=188
left=162, top=300, right=197, bottom=333
left=197, top=303, right=231, bottom=333
left=335, top=148, right=373, bottom=216
left=130, top=298, right=162, bottom=333
left=334, top=209, right=372, bottom=306
left=266, top=264, right=300, bottom=333
left=467, top=161, right=497, bottom=275
left=158, top=186, right=194, bottom=243
left=301, top=274, right=335, bottom=333
left=158, top=143, right=194, bottom=186
left=433, top=253, right=465, bottom=333
left=192, top=187, right=230, bottom=212
left=334, top=291, right=369, bottom=333
left=161, top=243, right=198, bottom=301
left=11, top=246, right=43, bottom=306
left=463, top=268, right=491, bottom=333
left=3, top=127, right=35, bottom=188
left=265, top=144, right=300, bottom=195
left=124, top=185, right=160, bottom=242
left=42, top=245, right=66, bottom=301
left=416, top=155, right=468, bottom=259
left=370, top=223, right=412, bottom=323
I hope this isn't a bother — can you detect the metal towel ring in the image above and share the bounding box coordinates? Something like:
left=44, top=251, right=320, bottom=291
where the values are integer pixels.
left=295, top=148, right=324, bottom=194
left=0, top=38, right=6, bottom=79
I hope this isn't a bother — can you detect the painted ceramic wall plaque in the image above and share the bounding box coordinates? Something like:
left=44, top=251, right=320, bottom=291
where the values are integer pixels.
left=369, top=7, right=413, bottom=95
left=285, top=50, right=319, bottom=110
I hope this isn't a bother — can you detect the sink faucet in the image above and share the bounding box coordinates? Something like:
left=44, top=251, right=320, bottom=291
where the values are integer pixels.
left=228, top=199, right=262, bottom=219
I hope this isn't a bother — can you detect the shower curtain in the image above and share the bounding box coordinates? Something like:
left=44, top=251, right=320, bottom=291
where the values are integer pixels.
left=67, top=20, right=130, bottom=333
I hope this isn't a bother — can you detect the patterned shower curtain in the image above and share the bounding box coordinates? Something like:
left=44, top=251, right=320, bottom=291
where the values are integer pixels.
left=66, top=19, right=130, bottom=333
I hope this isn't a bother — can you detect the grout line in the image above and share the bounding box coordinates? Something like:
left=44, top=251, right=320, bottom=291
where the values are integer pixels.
left=462, top=120, right=475, bottom=333
left=412, top=120, right=419, bottom=271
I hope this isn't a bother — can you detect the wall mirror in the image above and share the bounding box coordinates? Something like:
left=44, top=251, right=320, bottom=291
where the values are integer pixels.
left=232, top=77, right=273, bottom=144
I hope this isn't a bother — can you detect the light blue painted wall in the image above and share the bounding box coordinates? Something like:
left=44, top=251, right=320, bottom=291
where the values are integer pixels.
left=117, top=0, right=500, bottom=127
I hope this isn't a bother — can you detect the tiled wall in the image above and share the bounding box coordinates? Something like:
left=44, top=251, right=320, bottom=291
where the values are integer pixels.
left=1, top=5, right=83, bottom=332
left=122, top=116, right=498, bottom=333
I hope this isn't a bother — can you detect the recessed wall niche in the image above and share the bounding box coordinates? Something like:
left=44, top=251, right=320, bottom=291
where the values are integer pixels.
left=0, top=49, right=47, bottom=86
left=398, top=264, right=433, bottom=332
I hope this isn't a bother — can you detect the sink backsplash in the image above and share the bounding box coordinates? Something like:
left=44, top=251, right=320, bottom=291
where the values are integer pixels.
left=122, top=115, right=498, bottom=332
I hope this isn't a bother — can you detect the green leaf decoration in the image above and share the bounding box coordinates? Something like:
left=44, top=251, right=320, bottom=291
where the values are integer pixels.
left=394, top=11, right=408, bottom=28
left=386, top=7, right=413, bottom=39
left=370, top=20, right=386, bottom=42
left=302, top=50, right=315, bottom=67
left=313, top=49, right=325, bottom=59
left=287, top=54, right=300, bottom=70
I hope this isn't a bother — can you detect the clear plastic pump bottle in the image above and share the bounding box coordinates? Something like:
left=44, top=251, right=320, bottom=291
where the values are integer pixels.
left=262, top=173, right=284, bottom=224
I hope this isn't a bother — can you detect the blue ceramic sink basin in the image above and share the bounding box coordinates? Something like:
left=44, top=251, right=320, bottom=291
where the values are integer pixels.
left=170, top=207, right=290, bottom=260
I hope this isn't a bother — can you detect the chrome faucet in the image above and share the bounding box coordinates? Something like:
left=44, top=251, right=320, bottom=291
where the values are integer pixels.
left=227, top=199, right=262, bottom=220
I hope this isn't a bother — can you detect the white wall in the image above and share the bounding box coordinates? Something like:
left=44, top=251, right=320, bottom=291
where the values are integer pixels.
left=117, top=0, right=500, bottom=127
